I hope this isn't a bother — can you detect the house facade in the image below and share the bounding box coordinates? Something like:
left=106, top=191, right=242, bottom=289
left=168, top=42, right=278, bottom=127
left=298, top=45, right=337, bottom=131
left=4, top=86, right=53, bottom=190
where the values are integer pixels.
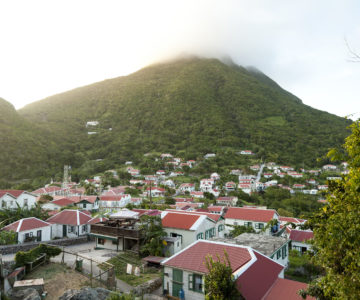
left=2, top=217, right=52, bottom=244
left=224, top=207, right=280, bottom=235
left=0, top=190, right=37, bottom=209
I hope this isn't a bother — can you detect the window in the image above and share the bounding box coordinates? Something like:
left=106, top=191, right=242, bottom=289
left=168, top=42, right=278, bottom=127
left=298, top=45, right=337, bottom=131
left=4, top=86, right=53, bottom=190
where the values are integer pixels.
left=282, top=245, right=287, bottom=259
left=233, top=222, right=238, bottom=226
left=189, top=274, right=203, bottom=293
left=196, top=233, right=204, bottom=240
left=112, top=239, right=118, bottom=245
left=245, top=222, right=253, bottom=227
left=98, top=238, right=105, bottom=245
left=83, top=203, right=86, bottom=208
left=68, top=226, right=75, bottom=233
left=1, top=201, right=5, bottom=208
left=276, top=249, right=281, bottom=259
left=82, top=225, right=87, bottom=233
left=218, top=224, right=224, bottom=232
left=255, top=223, right=264, bottom=229
left=24, top=199, right=28, bottom=207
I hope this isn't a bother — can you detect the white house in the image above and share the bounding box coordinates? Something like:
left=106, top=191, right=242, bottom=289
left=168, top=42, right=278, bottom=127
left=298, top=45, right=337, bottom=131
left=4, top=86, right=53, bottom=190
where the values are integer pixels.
left=146, top=187, right=165, bottom=198
left=216, top=196, right=238, bottom=206
left=322, top=164, right=337, bottom=171
left=200, top=179, right=214, bottom=192
left=98, top=195, right=132, bottom=212
left=289, top=229, right=314, bottom=254
left=73, top=196, right=99, bottom=211
left=224, top=182, right=236, bottom=192
left=178, top=183, right=195, bottom=194
left=156, top=170, right=166, bottom=176
left=162, top=180, right=176, bottom=189
left=240, top=150, right=253, bottom=155
left=210, top=173, right=220, bottom=181
left=41, top=197, right=77, bottom=211
left=0, top=190, right=37, bottom=209
left=190, top=191, right=204, bottom=199
left=47, top=209, right=92, bottom=238
left=161, top=240, right=302, bottom=300
left=32, top=186, right=62, bottom=197
left=224, top=207, right=280, bottom=235
left=161, top=211, right=217, bottom=250
left=204, top=153, right=216, bottom=159
left=2, top=217, right=52, bottom=243
left=238, top=183, right=252, bottom=195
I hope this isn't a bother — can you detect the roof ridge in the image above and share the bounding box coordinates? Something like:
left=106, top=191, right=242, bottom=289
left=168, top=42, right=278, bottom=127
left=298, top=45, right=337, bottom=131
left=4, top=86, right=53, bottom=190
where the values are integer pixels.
left=17, top=219, right=24, bottom=232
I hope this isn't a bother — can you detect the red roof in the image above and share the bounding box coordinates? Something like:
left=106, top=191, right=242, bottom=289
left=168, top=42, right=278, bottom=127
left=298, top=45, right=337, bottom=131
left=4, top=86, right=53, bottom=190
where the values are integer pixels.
left=3, top=217, right=50, bottom=232
left=67, top=196, right=98, bottom=204
left=32, top=186, right=61, bottom=194
left=208, top=206, right=223, bottom=212
left=162, top=212, right=202, bottom=230
left=165, top=209, right=222, bottom=222
left=289, top=230, right=314, bottom=242
left=0, top=190, right=25, bottom=198
left=46, top=209, right=92, bottom=226
left=264, top=278, right=314, bottom=300
left=279, top=217, right=304, bottom=224
left=51, top=198, right=77, bottom=207
left=163, top=240, right=252, bottom=274
left=236, top=251, right=284, bottom=300
left=225, top=207, right=277, bottom=222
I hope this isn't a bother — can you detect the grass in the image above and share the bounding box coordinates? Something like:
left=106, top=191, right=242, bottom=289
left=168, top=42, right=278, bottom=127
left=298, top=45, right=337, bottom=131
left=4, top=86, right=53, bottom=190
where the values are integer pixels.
left=99, top=252, right=160, bottom=286
left=285, top=250, right=322, bottom=283
left=25, top=262, right=69, bottom=280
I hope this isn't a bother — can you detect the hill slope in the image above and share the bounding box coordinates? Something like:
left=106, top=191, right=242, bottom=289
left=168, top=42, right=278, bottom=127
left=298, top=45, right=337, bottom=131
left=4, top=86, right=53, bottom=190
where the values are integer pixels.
left=14, top=57, right=351, bottom=179
left=0, top=98, right=62, bottom=183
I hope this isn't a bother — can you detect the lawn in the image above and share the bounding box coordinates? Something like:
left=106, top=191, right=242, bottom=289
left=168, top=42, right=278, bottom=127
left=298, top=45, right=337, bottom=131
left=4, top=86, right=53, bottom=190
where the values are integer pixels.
left=99, top=252, right=161, bottom=286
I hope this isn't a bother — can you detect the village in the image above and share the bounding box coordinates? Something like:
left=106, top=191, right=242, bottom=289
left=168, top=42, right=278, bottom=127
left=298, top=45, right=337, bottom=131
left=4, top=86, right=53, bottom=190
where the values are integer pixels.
left=0, top=151, right=347, bottom=299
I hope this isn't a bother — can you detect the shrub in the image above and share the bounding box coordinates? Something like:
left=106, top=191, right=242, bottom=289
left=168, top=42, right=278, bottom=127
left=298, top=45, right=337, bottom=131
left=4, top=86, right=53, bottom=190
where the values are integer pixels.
left=15, top=244, right=62, bottom=267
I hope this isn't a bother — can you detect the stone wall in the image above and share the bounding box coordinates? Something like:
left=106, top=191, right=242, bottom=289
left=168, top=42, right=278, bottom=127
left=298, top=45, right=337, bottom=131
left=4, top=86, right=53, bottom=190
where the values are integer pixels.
left=0, top=235, right=94, bottom=255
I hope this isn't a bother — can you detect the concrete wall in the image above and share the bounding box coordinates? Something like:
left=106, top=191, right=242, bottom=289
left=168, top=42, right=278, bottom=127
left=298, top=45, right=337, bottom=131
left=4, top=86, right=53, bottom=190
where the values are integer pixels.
left=51, top=224, right=90, bottom=239
left=0, top=235, right=91, bottom=254
left=163, top=266, right=205, bottom=300
left=95, top=236, right=121, bottom=251
left=18, top=226, right=52, bottom=243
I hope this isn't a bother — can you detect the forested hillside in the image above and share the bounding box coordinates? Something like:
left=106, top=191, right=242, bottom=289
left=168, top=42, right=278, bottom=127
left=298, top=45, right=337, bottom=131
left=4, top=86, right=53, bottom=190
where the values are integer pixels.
left=1, top=57, right=351, bottom=183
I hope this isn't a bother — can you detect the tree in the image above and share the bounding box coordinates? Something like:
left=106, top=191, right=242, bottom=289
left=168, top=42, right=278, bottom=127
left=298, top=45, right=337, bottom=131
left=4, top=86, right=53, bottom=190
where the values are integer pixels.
left=138, top=215, right=166, bottom=257
left=228, top=225, right=255, bottom=238
left=302, top=121, right=360, bottom=299
left=0, top=230, right=17, bottom=245
left=204, top=250, right=243, bottom=300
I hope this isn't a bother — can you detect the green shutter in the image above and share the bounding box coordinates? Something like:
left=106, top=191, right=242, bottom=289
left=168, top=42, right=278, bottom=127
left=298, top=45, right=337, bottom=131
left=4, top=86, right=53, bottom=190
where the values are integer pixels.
left=188, top=274, right=193, bottom=290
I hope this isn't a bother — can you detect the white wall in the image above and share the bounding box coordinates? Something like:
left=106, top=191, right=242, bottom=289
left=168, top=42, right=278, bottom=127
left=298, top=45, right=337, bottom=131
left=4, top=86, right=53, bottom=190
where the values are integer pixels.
left=225, top=218, right=269, bottom=235
left=51, top=224, right=90, bottom=238
left=16, top=193, right=37, bottom=209
left=42, top=203, right=61, bottom=211
left=0, top=194, right=16, bottom=209
left=163, top=266, right=205, bottom=300
left=269, top=242, right=290, bottom=267
left=95, top=236, right=121, bottom=251
left=18, top=226, right=51, bottom=243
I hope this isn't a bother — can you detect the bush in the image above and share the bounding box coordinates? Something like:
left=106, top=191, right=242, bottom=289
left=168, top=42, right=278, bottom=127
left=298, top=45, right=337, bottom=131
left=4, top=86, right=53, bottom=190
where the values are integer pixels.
left=15, top=244, right=62, bottom=267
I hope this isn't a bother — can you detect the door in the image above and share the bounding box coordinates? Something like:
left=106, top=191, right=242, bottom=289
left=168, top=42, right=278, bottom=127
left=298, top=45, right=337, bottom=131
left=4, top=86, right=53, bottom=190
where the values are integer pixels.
left=63, top=225, right=67, bottom=237
left=172, top=269, right=183, bottom=297
left=36, top=230, right=42, bottom=242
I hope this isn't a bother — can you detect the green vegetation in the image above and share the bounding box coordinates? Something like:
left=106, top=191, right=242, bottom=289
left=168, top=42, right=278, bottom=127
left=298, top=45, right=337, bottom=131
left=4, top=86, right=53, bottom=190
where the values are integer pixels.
left=0, top=57, right=350, bottom=187
left=0, top=230, right=17, bottom=245
left=285, top=250, right=322, bottom=283
left=303, top=121, right=360, bottom=299
left=15, top=244, right=62, bottom=267
left=139, top=215, right=166, bottom=257
left=228, top=225, right=256, bottom=237
left=0, top=204, right=49, bottom=227
left=204, top=251, right=243, bottom=300
left=99, top=252, right=160, bottom=286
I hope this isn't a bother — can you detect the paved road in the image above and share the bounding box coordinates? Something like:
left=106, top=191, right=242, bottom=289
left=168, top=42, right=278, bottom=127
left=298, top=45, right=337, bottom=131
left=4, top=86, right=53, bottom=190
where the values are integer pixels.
left=256, top=164, right=265, bottom=182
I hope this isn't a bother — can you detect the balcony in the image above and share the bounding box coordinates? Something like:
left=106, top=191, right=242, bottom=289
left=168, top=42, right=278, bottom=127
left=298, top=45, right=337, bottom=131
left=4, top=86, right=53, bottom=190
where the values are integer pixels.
left=90, top=223, right=141, bottom=239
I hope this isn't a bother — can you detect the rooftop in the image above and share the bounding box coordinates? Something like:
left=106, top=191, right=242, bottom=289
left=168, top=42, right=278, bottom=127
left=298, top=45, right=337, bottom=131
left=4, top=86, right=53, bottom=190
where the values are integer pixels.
left=211, top=233, right=288, bottom=256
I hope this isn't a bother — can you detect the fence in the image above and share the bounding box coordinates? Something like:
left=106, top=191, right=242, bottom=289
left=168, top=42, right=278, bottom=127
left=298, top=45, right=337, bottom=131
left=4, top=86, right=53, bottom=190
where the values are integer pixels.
left=47, top=244, right=117, bottom=291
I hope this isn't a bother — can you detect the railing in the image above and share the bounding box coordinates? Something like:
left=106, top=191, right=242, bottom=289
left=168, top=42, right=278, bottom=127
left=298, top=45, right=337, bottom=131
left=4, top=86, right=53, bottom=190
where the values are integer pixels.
left=91, top=224, right=141, bottom=239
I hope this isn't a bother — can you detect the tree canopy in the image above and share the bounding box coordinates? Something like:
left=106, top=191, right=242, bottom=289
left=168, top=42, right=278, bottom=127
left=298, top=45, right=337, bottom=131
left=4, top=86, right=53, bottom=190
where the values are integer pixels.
left=304, top=121, right=360, bottom=299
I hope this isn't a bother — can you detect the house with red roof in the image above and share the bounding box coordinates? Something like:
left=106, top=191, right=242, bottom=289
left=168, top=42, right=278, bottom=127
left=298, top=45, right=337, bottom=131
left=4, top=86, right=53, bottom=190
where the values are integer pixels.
left=72, top=196, right=99, bottom=211
left=289, top=229, right=314, bottom=253
left=87, top=216, right=108, bottom=225
left=32, top=186, right=63, bottom=197
left=199, top=179, right=214, bottom=192
left=161, top=240, right=294, bottom=300
left=2, top=217, right=52, bottom=243
left=46, top=209, right=92, bottom=238
left=190, top=191, right=204, bottom=199
left=98, top=194, right=132, bottom=212
left=178, top=183, right=195, bottom=194
left=207, top=205, right=225, bottom=215
left=41, top=197, right=77, bottom=211
left=216, top=196, right=238, bottom=206
left=161, top=211, right=217, bottom=250
left=224, top=207, right=279, bottom=235
left=146, top=187, right=165, bottom=198
left=0, top=190, right=37, bottom=209
left=224, top=181, right=236, bottom=192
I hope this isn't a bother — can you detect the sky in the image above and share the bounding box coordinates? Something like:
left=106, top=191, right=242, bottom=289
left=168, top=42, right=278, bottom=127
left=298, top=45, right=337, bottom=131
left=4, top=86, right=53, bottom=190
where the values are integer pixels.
left=0, top=0, right=359, bottom=119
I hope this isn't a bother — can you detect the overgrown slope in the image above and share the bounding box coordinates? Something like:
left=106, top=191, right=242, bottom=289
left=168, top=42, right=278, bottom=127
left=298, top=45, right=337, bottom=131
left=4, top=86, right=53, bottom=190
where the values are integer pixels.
left=10, top=57, right=351, bottom=180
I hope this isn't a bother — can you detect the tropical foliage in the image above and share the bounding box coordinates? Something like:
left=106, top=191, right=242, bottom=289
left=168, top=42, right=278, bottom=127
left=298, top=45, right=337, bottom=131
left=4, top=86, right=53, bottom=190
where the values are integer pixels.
left=138, top=215, right=166, bottom=257
left=0, top=204, right=49, bottom=228
left=204, top=250, right=243, bottom=300
left=0, top=230, right=17, bottom=245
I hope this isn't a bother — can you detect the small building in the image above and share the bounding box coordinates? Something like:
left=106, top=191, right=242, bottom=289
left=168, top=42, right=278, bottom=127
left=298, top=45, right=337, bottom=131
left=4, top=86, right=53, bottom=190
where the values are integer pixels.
left=0, top=190, right=37, bottom=210
left=47, top=209, right=92, bottom=238
left=178, top=183, right=195, bottom=194
left=90, top=216, right=142, bottom=253
left=289, top=229, right=314, bottom=253
left=216, top=196, right=238, bottom=206
left=2, top=217, right=52, bottom=243
left=41, top=197, right=76, bottom=211
left=224, top=182, right=236, bottom=192
left=224, top=207, right=279, bottom=235
left=161, top=240, right=291, bottom=299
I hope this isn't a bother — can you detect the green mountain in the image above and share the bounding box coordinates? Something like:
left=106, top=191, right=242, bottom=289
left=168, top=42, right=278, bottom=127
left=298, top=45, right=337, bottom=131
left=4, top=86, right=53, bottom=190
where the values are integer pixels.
left=2, top=57, right=351, bottom=182
left=0, top=98, right=62, bottom=184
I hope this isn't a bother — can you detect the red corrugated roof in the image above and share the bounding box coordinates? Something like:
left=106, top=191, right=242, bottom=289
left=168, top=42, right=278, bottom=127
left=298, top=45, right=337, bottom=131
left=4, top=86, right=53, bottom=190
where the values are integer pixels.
left=3, top=217, right=50, bottom=232
left=163, top=240, right=251, bottom=274
left=46, top=209, right=92, bottom=226
left=0, top=190, right=25, bottom=198
left=99, top=195, right=128, bottom=201
left=236, top=252, right=283, bottom=300
left=162, top=212, right=201, bottom=230
left=289, top=230, right=314, bottom=242
left=279, top=217, right=304, bottom=224
left=208, top=206, right=223, bottom=212
left=165, top=210, right=221, bottom=222
left=264, top=278, right=314, bottom=300
left=51, top=198, right=77, bottom=207
left=225, top=207, right=277, bottom=222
